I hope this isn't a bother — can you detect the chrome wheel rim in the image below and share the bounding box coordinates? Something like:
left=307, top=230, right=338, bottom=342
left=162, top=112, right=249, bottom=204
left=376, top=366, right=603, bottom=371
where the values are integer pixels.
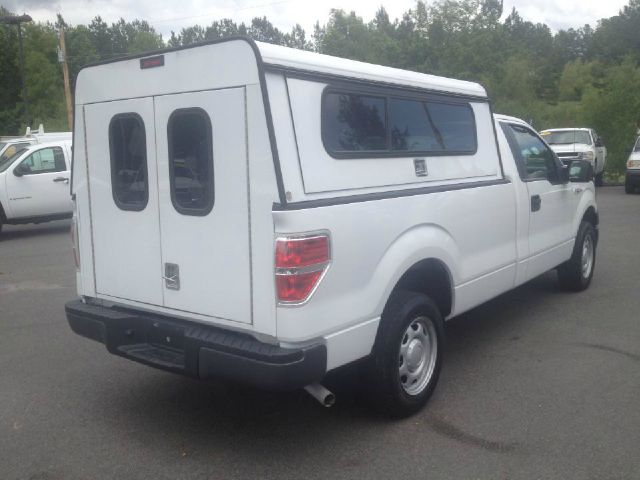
left=581, top=234, right=594, bottom=279
left=398, top=316, right=438, bottom=396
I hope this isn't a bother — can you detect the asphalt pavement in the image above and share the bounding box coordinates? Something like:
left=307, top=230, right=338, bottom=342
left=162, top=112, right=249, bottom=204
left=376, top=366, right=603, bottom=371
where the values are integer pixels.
left=1, top=187, right=639, bottom=480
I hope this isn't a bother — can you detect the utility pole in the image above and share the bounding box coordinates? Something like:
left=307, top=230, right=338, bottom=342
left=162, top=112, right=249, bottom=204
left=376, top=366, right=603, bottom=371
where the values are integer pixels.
left=58, top=26, right=73, bottom=130
left=0, top=14, right=33, bottom=127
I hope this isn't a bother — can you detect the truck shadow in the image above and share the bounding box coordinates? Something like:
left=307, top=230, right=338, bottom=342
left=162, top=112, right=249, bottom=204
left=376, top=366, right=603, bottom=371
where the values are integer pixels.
left=90, top=271, right=562, bottom=458
left=0, top=221, right=71, bottom=241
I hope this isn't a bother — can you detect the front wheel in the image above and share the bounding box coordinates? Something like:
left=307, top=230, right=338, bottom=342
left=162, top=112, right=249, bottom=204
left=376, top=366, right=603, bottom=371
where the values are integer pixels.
left=558, top=221, right=597, bottom=291
left=363, top=290, right=444, bottom=418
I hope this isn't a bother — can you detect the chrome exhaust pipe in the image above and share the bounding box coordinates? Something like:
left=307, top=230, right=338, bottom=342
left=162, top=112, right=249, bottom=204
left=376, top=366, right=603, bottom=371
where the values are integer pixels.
left=304, top=383, right=335, bottom=408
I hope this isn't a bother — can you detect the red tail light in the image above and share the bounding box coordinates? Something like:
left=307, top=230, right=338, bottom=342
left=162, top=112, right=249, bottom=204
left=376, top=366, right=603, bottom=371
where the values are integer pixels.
left=275, top=234, right=330, bottom=304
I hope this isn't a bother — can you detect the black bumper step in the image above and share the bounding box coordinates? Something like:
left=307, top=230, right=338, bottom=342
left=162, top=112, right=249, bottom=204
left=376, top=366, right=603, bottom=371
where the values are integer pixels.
left=65, top=300, right=326, bottom=391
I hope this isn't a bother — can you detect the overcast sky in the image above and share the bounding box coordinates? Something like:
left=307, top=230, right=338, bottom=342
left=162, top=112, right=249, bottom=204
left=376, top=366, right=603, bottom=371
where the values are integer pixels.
left=7, top=0, right=631, bottom=39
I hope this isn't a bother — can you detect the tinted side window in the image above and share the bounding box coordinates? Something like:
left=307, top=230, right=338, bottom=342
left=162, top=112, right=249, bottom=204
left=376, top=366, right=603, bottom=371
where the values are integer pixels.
left=109, top=114, right=148, bottom=211
left=507, top=124, right=558, bottom=182
left=389, top=99, right=476, bottom=153
left=19, top=147, right=66, bottom=174
left=323, top=93, right=387, bottom=152
left=426, top=102, right=476, bottom=152
left=390, top=99, right=442, bottom=152
left=167, top=108, right=214, bottom=216
left=1, top=142, right=31, bottom=163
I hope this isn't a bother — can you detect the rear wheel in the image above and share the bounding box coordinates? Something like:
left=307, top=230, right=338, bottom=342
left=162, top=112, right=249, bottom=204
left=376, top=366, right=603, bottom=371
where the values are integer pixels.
left=625, top=179, right=635, bottom=194
left=558, top=221, right=596, bottom=291
left=364, top=290, right=444, bottom=418
left=594, top=171, right=604, bottom=187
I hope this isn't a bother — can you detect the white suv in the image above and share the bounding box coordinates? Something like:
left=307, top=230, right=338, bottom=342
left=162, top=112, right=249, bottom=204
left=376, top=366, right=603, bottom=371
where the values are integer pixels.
left=626, top=136, right=640, bottom=193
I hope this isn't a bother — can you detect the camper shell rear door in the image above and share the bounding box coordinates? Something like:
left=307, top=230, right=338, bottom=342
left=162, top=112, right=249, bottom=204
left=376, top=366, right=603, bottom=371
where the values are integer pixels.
left=84, top=89, right=252, bottom=325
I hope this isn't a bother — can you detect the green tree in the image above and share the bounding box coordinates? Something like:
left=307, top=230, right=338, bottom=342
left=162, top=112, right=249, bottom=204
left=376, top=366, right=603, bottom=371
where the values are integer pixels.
left=0, top=6, right=22, bottom=133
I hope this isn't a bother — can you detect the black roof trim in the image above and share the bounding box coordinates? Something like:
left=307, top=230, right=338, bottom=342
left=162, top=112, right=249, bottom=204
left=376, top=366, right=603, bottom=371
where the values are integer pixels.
left=273, top=178, right=510, bottom=211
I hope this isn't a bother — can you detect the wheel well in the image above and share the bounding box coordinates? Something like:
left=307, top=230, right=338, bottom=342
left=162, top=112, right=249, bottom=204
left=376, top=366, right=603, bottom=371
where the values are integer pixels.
left=582, top=206, right=598, bottom=227
left=393, top=259, right=453, bottom=317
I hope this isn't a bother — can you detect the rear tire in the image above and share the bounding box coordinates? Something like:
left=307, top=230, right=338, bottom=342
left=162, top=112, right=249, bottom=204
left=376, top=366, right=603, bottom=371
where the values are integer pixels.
left=594, top=171, right=604, bottom=187
left=558, top=221, right=596, bottom=291
left=625, top=180, right=635, bottom=194
left=363, top=290, right=444, bottom=418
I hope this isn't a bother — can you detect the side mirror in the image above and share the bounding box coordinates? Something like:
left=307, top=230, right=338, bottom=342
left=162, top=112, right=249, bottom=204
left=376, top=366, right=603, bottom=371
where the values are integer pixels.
left=13, top=164, right=26, bottom=177
left=568, top=160, right=594, bottom=183
left=559, top=164, right=570, bottom=184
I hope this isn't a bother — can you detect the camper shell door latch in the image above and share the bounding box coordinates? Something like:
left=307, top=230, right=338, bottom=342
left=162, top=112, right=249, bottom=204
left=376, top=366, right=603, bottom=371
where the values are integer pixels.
left=163, top=263, right=180, bottom=290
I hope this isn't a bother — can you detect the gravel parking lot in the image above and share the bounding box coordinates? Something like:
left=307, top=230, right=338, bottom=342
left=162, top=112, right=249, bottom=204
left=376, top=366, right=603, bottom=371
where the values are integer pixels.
left=1, top=186, right=639, bottom=480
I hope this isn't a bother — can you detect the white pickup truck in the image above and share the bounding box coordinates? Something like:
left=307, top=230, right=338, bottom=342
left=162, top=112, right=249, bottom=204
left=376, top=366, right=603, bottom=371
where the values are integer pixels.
left=540, top=128, right=607, bottom=186
left=0, top=139, right=74, bottom=233
left=65, top=39, right=598, bottom=417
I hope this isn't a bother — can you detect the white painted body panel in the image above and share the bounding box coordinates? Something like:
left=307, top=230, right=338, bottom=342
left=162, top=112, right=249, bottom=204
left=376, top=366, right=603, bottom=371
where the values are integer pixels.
left=71, top=40, right=598, bottom=375
left=154, top=88, right=252, bottom=324
left=0, top=141, right=73, bottom=220
left=286, top=78, right=499, bottom=194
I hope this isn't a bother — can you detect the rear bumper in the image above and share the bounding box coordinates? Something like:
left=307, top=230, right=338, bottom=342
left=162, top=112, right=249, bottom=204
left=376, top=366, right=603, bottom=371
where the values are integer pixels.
left=65, top=300, right=326, bottom=391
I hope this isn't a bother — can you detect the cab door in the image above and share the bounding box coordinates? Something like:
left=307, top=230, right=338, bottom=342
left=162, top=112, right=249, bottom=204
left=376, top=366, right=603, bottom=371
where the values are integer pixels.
left=6, top=145, right=72, bottom=218
left=502, top=123, right=574, bottom=278
left=84, top=98, right=164, bottom=306
left=154, top=88, right=252, bottom=324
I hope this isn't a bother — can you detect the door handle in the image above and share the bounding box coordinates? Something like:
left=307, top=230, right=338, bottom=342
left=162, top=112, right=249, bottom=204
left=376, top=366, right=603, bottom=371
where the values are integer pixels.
left=531, top=194, right=542, bottom=212
left=572, top=187, right=584, bottom=194
left=53, top=177, right=69, bottom=183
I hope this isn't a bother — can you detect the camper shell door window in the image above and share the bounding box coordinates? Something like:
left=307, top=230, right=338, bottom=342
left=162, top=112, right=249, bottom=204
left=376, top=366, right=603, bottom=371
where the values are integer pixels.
left=167, top=108, right=215, bottom=216
left=322, top=86, right=477, bottom=159
left=109, top=113, right=149, bottom=211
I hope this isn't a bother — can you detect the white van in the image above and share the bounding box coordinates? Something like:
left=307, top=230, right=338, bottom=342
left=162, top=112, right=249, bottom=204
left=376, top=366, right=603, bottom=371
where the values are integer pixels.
left=66, top=38, right=598, bottom=416
left=0, top=139, right=73, bottom=232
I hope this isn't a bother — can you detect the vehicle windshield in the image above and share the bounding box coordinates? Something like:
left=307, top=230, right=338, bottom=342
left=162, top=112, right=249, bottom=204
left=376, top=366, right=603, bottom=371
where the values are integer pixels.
left=541, top=130, right=592, bottom=145
left=635, top=138, right=640, bottom=152
left=0, top=146, right=28, bottom=173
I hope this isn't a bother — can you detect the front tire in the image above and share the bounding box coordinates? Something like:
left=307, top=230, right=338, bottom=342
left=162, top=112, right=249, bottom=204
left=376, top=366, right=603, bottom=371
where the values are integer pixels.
left=364, top=290, right=444, bottom=418
left=558, top=221, right=597, bottom=291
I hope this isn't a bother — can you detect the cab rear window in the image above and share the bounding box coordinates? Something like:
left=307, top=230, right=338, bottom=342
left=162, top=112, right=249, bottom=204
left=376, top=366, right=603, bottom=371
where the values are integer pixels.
left=109, top=113, right=148, bottom=211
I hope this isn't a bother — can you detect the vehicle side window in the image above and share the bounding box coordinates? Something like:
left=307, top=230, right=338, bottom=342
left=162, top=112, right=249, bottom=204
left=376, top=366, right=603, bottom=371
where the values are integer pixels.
left=323, top=92, right=387, bottom=152
left=167, top=108, right=214, bottom=216
left=503, top=123, right=559, bottom=182
left=1, top=142, right=31, bottom=163
left=322, top=88, right=478, bottom=158
left=19, top=147, right=66, bottom=174
left=109, top=113, right=148, bottom=211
